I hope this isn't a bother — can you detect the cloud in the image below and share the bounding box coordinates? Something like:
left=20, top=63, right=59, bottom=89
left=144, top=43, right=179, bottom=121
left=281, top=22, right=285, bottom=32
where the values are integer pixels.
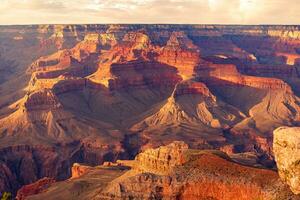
left=0, top=0, right=299, bottom=25
left=0, top=0, right=66, bottom=11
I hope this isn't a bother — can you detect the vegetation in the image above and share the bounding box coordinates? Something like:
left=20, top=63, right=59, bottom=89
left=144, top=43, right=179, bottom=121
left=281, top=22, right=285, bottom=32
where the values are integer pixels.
left=0, top=192, right=12, bottom=200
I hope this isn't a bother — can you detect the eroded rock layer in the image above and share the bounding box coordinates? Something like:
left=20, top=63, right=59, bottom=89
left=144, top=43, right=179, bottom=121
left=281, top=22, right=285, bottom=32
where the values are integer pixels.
left=22, top=142, right=299, bottom=200
left=274, top=127, right=300, bottom=194
left=1, top=25, right=300, bottom=195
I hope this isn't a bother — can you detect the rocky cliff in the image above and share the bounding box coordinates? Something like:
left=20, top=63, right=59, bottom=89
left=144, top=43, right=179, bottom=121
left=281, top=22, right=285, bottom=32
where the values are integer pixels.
left=1, top=24, right=300, bottom=195
left=273, top=127, right=300, bottom=194
left=16, top=178, right=55, bottom=200
left=133, top=141, right=188, bottom=175
left=22, top=142, right=299, bottom=200
left=71, top=163, right=93, bottom=179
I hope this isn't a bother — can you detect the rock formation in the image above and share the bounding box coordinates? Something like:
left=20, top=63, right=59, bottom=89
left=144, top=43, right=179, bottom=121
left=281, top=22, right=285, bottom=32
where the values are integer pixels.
left=16, top=178, right=55, bottom=200
left=133, top=141, right=188, bottom=175
left=71, top=163, right=93, bottom=179
left=2, top=24, right=300, bottom=196
left=273, top=127, right=300, bottom=194
left=22, top=142, right=299, bottom=200
left=157, top=31, right=200, bottom=79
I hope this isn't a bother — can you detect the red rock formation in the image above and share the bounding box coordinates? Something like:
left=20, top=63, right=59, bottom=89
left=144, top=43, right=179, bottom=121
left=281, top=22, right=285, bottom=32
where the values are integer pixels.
left=22, top=142, right=296, bottom=199
left=22, top=89, right=61, bottom=111
left=70, top=33, right=116, bottom=62
left=173, top=80, right=212, bottom=97
left=86, top=31, right=159, bottom=88
left=105, top=61, right=182, bottom=90
left=16, top=177, right=55, bottom=200
left=273, top=127, right=300, bottom=195
left=276, top=53, right=300, bottom=65
left=157, top=31, right=200, bottom=78
left=196, top=62, right=292, bottom=91
left=133, top=141, right=188, bottom=175
left=52, top=78, right=86, bottom=94
left=29, top=50, right=75, bottom=73
left=239, top=64, right=298, bottom=79
left=70, top=163, right=92, bottom=179
left=88, top=31, right=192, bottom=89
left=97, top=142, right=296, bottom=200
left=2, top=25, right=300, bottom=197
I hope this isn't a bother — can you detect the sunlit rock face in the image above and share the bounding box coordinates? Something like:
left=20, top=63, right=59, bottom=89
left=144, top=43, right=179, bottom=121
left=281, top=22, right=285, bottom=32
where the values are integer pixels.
left=2, top=24, right=300, bottom=195
left=133, top=141, right=188, bottom=175
left=157, top=31, right=200, bottom=79
left=70, top=163, right=93, bottom=179
left=24, top=142, right=298, bottom=200
left=274, top=127, right=300, bottom=194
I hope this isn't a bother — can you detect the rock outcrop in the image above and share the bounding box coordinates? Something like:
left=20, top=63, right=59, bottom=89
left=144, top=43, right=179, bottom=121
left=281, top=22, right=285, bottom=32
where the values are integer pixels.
left=16, top=178, right=55, bottom=200
left=101, top=60, right=182, bottom=90
left=133, top=141, right=188, bottom=175
left=24, top=142, right=298, bottom=200
left=2, top=24, right=300, bottom=196
left=173, top=80, right=212, bottom=97
left=274, top=127, right=300, bottom=194
left=100, top=142, right=298, bottom=200
left=157, top=31, right=200, bottom=78
left=22, top=89, right=62, bottom=111
left=196, top=62, right=292, bottom=91
left=71, top=163, right=93, bottom=179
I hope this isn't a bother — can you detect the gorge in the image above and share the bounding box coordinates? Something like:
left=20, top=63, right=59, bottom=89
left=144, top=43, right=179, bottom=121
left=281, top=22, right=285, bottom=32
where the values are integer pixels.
left=1, top=24, right=300, bottom=199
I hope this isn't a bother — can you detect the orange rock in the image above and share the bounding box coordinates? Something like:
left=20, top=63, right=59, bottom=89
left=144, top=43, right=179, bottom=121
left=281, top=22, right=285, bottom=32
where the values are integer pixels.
left=2, top=25, right=300, bottom=197
left=174, top=80, right=212, bottom=97
left=99, top=142, right=294, bottom=199
left=71, top=163, right=93, bottom=179
left=196, top=62, right=292, bottom=92
left=157, top=31, right=200, bottom=78
left=276, top=53, right=300, bottom=65
left=16, top=177, right=55, bottom=200
left=134, top=141, right=188, bottom=175
left=22, top=89, right=61, bottom=111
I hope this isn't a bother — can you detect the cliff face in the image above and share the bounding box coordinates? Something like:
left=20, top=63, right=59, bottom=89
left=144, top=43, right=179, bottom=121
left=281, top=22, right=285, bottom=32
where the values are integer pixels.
left=70, top=163, right=93, bottom=179
left=157, top=31, right=200, bottom=78
left=23, top=142, right=299, bottom=200
left=133, top=141, right=188, bottom=175
left=99, top=142, right=298, bottom=199
left=16, top=178, right=55, bottom=200
left=273, top=127, right=300, bottom=194
left=1, top=24, right=300, bottom=195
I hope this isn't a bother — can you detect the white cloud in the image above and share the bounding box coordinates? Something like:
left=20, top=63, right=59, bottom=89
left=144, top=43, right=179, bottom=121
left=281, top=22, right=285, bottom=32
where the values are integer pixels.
left=0, top=0, right=299, bottom=25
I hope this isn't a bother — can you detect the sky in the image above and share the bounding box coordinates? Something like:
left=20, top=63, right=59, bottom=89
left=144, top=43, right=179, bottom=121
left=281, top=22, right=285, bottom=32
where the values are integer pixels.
left=0, top=0, right=299, bottom=25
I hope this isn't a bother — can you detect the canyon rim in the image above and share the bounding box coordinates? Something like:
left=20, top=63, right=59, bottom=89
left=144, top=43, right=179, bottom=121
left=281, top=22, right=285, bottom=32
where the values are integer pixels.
left=1, top=0, right=300, bottom=199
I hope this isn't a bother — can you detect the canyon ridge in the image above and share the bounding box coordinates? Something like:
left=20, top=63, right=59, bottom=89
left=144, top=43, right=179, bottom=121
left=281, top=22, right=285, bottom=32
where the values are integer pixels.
left=1, top=24, right=300, bottom=199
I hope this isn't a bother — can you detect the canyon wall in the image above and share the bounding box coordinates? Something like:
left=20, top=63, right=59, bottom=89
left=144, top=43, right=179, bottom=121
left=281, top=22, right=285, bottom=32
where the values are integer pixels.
left=24, top=142, right=299, bottom=200
left=274, top=127, right=300, bottom=195
left=1, top=24, right=300, bottom=196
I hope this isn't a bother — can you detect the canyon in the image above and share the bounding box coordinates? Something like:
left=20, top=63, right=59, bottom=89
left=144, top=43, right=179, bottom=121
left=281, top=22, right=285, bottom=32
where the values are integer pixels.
left=17, top=142, right=299, bottom=200
left=1, top=24, right=300, bottom=198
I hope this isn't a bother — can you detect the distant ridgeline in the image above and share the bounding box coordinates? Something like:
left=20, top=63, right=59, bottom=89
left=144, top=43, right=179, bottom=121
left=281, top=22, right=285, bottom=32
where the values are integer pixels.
left=0, top=24, right=300, bottom=196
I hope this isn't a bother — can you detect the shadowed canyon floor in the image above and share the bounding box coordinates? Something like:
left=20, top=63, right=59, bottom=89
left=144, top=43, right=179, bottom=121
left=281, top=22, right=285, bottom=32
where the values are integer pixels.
left=1, top=25, right=300, bottom=197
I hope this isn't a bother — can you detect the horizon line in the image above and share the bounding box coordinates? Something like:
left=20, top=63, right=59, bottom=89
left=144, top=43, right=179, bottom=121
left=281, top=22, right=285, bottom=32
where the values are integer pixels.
left=0, top=23, right=300, bottom=26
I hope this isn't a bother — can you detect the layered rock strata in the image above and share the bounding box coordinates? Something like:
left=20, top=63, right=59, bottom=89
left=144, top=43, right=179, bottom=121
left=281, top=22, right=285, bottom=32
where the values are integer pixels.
left=22, top=142, right=299, bottom=200
left=16, top=178, right=55, bottom=200
left=273, top=127, right=300, bottom=194
left=2, top=25, right=300, bottom=196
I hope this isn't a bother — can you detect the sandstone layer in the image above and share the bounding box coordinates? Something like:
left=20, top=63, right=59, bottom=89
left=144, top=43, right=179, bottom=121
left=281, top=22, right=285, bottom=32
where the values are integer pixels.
left=273, top=127, right=300, bottom=194
left=22, top=142, right=299, bottom=200
left=1, top=25, right=300, bottom=195
left=16, top=178, right=55, bottom=200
